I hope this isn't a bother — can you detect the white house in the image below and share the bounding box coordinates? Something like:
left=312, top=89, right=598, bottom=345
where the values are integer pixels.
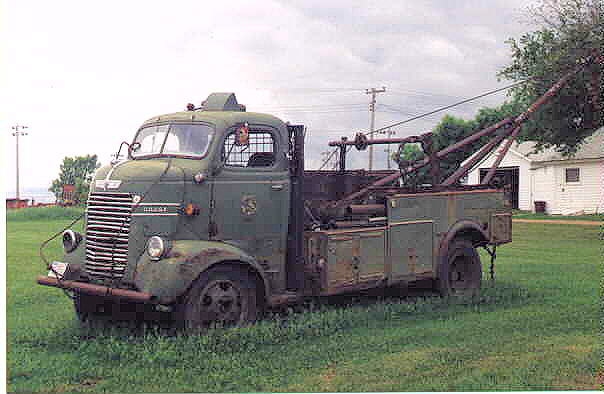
left=464, top=127, right=604, bottom=214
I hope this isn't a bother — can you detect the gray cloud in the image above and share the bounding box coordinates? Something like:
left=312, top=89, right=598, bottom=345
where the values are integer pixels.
left=4, top=0, right=536, bottom=193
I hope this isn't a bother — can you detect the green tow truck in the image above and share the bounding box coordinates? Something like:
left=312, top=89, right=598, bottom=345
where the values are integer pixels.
left=38, top=92, right=512, bottom=331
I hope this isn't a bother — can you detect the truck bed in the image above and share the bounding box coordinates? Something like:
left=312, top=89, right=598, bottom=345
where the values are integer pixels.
left=302, top=187, right=512, bottom=296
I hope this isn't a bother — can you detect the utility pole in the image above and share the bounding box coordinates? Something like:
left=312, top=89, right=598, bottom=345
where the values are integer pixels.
left=11, top=125, right=28, bottom=201
left=366, top=87, right=386, bottom=170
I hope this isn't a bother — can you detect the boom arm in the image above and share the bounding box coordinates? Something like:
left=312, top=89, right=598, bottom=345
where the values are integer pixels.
left=328, top=53, right=599, bottom=209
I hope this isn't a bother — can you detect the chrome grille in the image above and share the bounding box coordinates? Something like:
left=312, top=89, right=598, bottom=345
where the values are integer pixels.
left=85, top=192, right=133, bottom=279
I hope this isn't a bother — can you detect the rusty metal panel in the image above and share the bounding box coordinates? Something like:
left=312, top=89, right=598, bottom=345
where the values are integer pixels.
left=357, top=230, right=386, bottom=284
left=387, top=194, right=447, bottom=223
left=490, top=213, right=512, bottom=244
left=326, top=236, right=356, bottom=290
left=388, top=220, right=434, bottom=284
left=321, top=228, right=386, bottom=294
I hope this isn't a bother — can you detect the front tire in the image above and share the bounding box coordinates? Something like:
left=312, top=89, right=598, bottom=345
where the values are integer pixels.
left=437, top=239, right=482, bottom=299
left=181, top=266, right=259, bottom=332
left=73, top=293, right=111, bottom=329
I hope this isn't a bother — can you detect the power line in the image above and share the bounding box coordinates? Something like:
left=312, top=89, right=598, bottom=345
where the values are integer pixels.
left=254, top=102, right=366, bottom=110
left=371, top=80, right=528, bottom=135
left=315, top=79, right=528, bottom=170
left=318, top=149, right=339, bottom=170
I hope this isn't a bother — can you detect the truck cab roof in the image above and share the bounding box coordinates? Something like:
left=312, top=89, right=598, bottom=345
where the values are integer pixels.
left=140, top=93, right=287, bottom=131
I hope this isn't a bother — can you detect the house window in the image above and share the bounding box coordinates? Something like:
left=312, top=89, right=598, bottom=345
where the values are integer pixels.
left=222, top=130, right=275, bottom=167
left=565, top=168, right=580, bottom=183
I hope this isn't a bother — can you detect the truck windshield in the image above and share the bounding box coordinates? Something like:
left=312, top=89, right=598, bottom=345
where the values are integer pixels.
left=132, top=123, right=214, bottom=159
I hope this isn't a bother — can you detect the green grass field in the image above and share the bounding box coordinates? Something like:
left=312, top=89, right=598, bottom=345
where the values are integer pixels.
left=512, top=210, right=603, bottom=221
left=6, top=215, right=602, bottom=392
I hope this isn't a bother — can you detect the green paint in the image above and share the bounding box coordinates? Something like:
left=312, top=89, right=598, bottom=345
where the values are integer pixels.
left=42, top=92, right=512, bottom=318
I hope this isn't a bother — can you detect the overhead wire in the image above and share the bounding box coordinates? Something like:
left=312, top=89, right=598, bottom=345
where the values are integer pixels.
left=370, top=80, right=529, bottom=135
left=316, top=79, right=529, bottom=170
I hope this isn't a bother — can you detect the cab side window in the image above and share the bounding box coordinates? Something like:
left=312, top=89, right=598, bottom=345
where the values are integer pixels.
left=223, top=130, right=275, bottom=167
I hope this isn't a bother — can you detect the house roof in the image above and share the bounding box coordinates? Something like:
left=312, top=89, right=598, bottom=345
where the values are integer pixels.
left=462, top=126, right=604, bottom=169
left=512, top=127, right=604, bottom=162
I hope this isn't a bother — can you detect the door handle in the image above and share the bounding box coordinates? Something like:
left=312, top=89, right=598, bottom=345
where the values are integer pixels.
left=271, top=184, right=284, bottom=191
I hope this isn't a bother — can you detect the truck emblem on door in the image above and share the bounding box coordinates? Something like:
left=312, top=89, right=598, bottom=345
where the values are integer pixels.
left=241, top=195, right=257, bottom=216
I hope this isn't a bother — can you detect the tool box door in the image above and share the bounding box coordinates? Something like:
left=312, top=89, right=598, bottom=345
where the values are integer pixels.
left=389, top=220, right=434, bottom=283
left=326, top=236, right=356, bottom=291
left=357, top=230, right=386, bottom=284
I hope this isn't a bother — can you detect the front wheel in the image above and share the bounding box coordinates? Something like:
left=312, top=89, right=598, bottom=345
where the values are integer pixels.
left=437, top=239, right=482, bottom=299
left=180, top=266, right=259, bottom=332
left=73, top=293, right=113, bottom=330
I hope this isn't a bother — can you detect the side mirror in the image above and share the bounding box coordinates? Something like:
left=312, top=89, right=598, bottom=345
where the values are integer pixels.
left=235, top=123, right=250, bottom=146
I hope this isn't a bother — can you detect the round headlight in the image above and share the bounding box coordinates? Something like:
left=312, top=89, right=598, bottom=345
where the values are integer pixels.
left=147, top=236, right=165, bottom=259
left=62, top=230, right=82, bottom=253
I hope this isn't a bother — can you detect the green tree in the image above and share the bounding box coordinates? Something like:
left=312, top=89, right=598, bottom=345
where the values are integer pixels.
left=393, top=103, right=520, bottom=184
left=49, top=155, right=100, bottom=204
left=498, top=0, right=603, bottom=154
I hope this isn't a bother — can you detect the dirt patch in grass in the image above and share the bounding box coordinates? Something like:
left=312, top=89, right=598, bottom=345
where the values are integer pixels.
left=551, top=373, right=599, bottom=391
left=560, top=344, right=593, bottom=354
left=54, top=377, right=103, bottom=392
left=597, top=370, right=604, bottom=389
left=320, top=365, right=338, bottom=390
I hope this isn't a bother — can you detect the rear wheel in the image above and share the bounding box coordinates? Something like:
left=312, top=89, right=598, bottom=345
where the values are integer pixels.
left=437, top=239, right=482, bottom=300
left=181, top=266, right=259, bottom=332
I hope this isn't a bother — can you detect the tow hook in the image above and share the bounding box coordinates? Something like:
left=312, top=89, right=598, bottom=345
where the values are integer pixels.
left=482, top=245, right=497, bottom=282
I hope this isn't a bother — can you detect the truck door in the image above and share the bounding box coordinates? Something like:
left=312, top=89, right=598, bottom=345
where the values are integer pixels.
left=211, top=125, right=290, bottom=288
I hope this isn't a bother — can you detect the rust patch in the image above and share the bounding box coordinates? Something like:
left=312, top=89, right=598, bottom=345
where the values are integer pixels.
left=408, top=247, right=417, bottom=273
left=329, top=258, right=354, bottom=286
left=201, top=248, right=221, bottom=256
left=352, top=238, right=360, bottom=258
left=178, top=264, right=195, bottom=276
left=241, top=195, right=257, bottom=216
left=447, top=195, right=456, bottom=225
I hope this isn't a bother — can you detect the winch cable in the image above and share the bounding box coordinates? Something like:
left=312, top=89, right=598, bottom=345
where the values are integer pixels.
left=38, top=155, right=175, bottom=296
left=107, top=157, right=175, bottom=288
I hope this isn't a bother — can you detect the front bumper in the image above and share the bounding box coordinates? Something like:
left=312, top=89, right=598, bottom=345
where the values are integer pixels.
left=37, top=275, right=153, bottom=303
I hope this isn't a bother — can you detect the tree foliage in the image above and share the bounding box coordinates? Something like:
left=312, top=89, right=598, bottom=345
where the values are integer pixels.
left=498, top=0, right=603, bottom=154
left=49, top=155, right=100, bottom=204
left=394, top=103, right=520, bottom=184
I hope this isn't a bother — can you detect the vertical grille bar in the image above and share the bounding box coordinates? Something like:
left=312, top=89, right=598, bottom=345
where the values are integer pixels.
left=85, top=192, right=133, bottom=280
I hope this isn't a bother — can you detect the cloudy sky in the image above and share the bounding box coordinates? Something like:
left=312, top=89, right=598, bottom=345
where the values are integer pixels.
left=3, top=0, right=536, bottom=197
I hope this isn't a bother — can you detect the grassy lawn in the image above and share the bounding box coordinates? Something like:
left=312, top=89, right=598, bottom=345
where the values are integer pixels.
left=512, top=210, right=603, bottom=221
left=6, top=217, right=602, bottom=392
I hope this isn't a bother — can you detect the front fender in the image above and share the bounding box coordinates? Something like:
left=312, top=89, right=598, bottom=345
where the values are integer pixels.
left=133, top=240, right=269, bottom=304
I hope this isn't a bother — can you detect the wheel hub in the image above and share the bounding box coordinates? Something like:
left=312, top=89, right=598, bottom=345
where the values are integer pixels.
left=199, top=280, right=242, bottom=324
